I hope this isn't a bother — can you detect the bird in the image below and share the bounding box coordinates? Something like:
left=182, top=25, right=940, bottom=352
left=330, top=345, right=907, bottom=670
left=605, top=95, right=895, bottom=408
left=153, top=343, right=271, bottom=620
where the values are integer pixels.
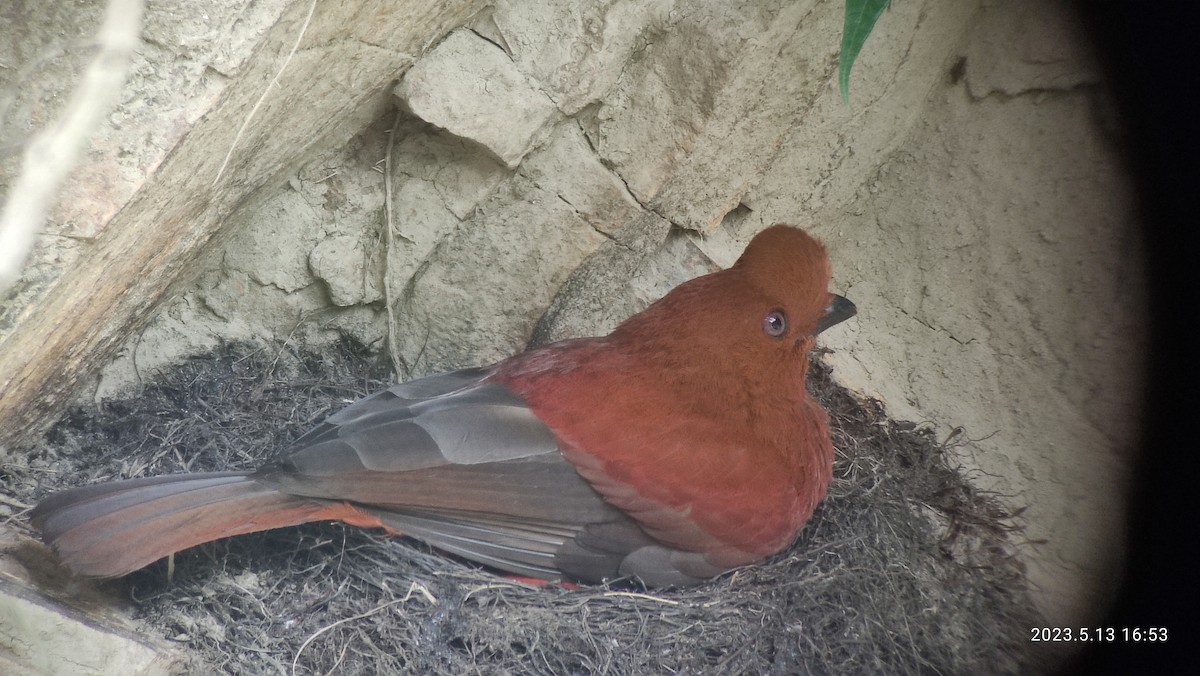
left=31, top=224, right=856, bottom=587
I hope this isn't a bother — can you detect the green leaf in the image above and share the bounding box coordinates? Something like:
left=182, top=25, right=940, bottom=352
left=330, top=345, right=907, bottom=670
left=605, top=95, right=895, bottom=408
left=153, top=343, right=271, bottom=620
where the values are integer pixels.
left=839, top=0, right=889, bottom=104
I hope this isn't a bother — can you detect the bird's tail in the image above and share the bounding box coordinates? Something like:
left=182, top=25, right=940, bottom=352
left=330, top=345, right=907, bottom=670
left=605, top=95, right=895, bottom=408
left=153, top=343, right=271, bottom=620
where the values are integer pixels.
left=30, top=472, right=336, bottom=578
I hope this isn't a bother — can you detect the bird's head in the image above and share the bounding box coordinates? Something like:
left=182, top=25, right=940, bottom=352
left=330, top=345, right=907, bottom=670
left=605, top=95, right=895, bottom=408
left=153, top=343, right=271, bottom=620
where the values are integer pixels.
left=611, top=224, right=855, bottom=382
left=731, top=224, right=856, bottom=347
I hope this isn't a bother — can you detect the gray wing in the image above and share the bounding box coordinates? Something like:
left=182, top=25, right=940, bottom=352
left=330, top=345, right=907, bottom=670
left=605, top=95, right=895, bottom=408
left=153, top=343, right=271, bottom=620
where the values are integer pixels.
left=255, top=368, right=721, bottom=585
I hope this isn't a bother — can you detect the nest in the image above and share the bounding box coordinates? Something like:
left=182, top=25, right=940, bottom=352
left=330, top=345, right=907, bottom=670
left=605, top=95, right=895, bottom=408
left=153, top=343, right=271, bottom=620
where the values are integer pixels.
left=7, top=338, right=1043, bottom=674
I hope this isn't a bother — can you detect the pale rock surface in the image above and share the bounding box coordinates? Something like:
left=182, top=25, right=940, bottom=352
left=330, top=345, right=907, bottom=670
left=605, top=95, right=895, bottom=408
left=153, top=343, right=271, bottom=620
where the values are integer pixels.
left=0, top=0, right=288, bottom=329
left=310, top=234, right=385, bottom=307
left=471, top=0, right=674, bottom=116
left=807, top=4, right=1140, bottom=628
left=390, top=122, right=613, bottom=375
left=0, top=534, right=189, bottom=674
left=395, top=28, right=560, bottom=168
left=92, top=118, right=399, bottom=397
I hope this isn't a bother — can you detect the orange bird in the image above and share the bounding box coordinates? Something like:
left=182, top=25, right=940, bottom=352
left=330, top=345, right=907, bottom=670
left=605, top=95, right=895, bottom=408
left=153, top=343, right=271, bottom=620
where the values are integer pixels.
left=32, top=224, right=855, bottom=586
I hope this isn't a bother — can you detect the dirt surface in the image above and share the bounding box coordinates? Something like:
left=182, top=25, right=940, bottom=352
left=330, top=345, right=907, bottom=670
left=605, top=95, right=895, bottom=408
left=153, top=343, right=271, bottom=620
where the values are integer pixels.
left=5, top=340, right=1045, bottom=674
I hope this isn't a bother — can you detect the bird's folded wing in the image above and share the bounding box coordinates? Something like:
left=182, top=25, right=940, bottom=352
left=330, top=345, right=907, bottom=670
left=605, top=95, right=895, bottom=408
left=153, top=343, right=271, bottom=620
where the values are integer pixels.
left=254, top=368, right=723, bottom=584
left=248, top=370, right=603, bottom=577
left=257, top=368, right=612, bottom=520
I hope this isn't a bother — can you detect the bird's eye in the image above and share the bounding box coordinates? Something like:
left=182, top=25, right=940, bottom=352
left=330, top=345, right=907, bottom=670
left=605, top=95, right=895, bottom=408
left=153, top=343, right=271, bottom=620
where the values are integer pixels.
left=762, top=309, right=788, bottom=338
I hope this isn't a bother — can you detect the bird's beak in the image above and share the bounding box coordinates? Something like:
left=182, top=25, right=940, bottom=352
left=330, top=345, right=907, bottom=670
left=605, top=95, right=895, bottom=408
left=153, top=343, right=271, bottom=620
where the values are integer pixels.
left=815, top=293, right=856, bottom=334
